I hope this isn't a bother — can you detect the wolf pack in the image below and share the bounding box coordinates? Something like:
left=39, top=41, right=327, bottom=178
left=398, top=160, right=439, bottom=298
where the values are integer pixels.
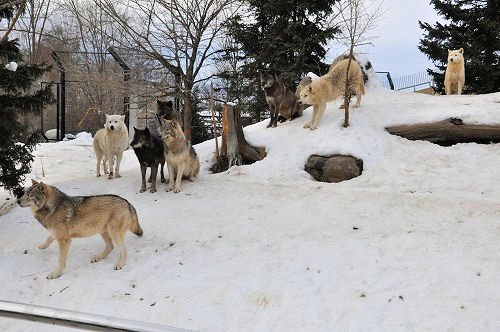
left=17, top=49, right=466, bottom=279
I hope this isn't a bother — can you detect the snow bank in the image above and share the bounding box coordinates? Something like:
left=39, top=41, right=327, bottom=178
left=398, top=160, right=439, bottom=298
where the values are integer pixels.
left=2, top=89, right=500, bottom=331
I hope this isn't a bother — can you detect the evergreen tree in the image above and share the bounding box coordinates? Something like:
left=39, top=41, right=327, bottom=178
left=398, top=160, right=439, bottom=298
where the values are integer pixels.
left=226, top=0, right=338, bottom=121
left=1, top=3, right=53, bottom=195
left=419, top=0, right=500, bottom=94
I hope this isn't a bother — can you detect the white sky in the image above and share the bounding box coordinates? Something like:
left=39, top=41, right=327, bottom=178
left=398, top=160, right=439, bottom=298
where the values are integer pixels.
left=329, top=0, right=441, bottom=78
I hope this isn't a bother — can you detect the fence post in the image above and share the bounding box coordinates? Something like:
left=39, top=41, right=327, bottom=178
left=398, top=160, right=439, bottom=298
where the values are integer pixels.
left=108, top=47, right=131, bottom=128
left=51, top=51, right=65, bottom=140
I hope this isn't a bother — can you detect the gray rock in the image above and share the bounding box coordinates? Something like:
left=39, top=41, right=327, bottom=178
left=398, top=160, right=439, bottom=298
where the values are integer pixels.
left=305, top=155, right=363, bottom=183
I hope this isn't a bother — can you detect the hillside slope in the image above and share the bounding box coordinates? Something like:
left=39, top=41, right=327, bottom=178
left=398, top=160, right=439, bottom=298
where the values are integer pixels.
left=1, top=89, right=500, bottom=331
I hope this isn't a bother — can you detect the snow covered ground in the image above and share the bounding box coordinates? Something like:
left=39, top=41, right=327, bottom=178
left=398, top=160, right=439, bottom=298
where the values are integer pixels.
left=1, top=88, right=500, bottom=331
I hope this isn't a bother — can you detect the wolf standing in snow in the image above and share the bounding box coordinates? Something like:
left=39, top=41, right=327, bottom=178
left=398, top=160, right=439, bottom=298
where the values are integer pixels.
left=260, top=69, right=304, bottom=128
left=159, top=119, right=200, bottom=193
left=93, top=114, right=129, bottom=179
left=130, top=126, right=166, bottom=193
left=17, top=180, right=143, bottom=279
left=298, top=58, right=365, bottom=130
left=444, top=48, right=465, bottom=95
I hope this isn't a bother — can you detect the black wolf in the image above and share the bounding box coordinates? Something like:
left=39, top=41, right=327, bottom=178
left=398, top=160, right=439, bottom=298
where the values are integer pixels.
left=130, top=127, right=166, bottom=193
left=260, top=69, right=304, bottom=128
left=157, top=100, right=178, bottom=121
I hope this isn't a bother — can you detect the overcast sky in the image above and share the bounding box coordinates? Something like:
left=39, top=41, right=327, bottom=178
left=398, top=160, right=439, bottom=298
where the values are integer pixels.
left=330, top=0, right=441, bottom=78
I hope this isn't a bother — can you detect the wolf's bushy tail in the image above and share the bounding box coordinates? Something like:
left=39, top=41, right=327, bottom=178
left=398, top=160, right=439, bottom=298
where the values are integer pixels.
left=128, top=203, right=143, bottom=237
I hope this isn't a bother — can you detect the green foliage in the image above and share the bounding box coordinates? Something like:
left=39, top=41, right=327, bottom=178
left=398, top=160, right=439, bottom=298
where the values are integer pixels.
left=225, top=0, right=338, bottom=121
left=419, top=0, right=500, bottom=94
left=190, top=88, right=211, bottom=145
left=0, top=37, right=54, bottom=195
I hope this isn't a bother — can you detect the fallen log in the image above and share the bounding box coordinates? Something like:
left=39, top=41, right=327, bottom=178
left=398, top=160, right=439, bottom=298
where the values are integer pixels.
left=386, top=118, right=500, bottom=146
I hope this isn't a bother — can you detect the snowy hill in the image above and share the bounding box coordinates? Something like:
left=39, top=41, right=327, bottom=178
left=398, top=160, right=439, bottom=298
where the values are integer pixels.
left=1, top=88, right=500, bottom=331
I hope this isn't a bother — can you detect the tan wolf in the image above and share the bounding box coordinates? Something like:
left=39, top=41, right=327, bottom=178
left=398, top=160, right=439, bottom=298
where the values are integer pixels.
left=298, top=58, right=365, bottom=130
left=93, top=114, right=129, bottom=179
left=17, top=180, right=143, bottom=279
left=444, top=48, right=465, bottom=95
left=159, top=119, right=200, bottom=193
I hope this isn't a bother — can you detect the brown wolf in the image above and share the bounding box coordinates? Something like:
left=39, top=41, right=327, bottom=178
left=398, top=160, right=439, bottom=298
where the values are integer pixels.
left=17, top=180, right=143, bottom=279
left=159, top=119, right=200, bottom=193
left=444, top=48, right=465, bottom=95
left=260, top=69, right=304, bottom=128
left=299, top=58, right=365, bottom=130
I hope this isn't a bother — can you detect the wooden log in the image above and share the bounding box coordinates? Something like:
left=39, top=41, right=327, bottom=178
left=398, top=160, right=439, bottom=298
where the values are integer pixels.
left=235, top=106, right=266, bottom=162
left=386, top=118, right=500, bottom=145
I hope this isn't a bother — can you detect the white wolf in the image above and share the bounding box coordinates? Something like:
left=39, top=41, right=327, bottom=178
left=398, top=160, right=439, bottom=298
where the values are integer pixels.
left=93, top=114, right=129, bottom=179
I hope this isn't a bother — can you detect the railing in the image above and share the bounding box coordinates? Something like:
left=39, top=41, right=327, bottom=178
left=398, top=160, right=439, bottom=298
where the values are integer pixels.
left=377, top=71, right=434, bottom=92
left=0, top=300, right=196, bottom=332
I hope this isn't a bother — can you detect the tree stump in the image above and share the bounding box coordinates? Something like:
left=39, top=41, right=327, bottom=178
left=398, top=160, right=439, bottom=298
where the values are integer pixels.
left=211, top=105, right=266, bottom=173
left=386, top=118, right=500, bottom=146
left=305, top=155, right=363, bottom=183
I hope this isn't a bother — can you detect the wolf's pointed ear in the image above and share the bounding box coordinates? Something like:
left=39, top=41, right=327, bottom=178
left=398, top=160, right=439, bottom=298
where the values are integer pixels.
left=105, top=113, right=109, bottom=120
left=31, top=179, right=38, bottom=185
left=144, top=127, right=150, bottom=135
left=448, top=49, right=451, bottom=54
left=459, top=48, right=464, bottom=54
left=120, top=115, right=126, bottom=121
left=39, top=182, right=50, bottom=194
left=166, top=100, right=173, bottom=107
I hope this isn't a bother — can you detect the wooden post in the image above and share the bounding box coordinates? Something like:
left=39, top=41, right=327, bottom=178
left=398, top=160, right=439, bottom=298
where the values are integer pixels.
left=210, top=83, right=220, bottom=161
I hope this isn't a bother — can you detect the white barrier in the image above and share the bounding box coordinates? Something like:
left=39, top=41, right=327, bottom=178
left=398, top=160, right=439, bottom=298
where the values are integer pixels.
left=0, top=300, right=195, bottom=332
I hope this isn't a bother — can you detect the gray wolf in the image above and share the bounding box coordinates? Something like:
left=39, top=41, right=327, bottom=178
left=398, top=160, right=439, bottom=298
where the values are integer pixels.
left=17, top=180, right=143, bottom=279
left=299, top=58, right=365, bottom=130
left=157, top=99, right=178, bottom=120
left=444, top=48, right=465, bottom=95
left=93, top=114, right=129, bottom=179
left=130, top=126, right=166, bottom=193
left=159, top=119, right=200, bottom=193
left=260, top=69, right=303, bottom=128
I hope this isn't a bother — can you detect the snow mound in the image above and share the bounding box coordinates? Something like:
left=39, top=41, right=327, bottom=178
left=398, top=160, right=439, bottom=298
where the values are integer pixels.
left=59, top=132, right=93, bottom=146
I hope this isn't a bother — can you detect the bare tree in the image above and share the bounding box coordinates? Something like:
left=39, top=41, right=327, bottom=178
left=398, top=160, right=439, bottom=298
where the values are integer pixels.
left=91, top=0, right=241, bottom=140
left=333, top=0, right=383, bottom=127
left=16, top=0, right=52, bottom=63
left=0, top=0, right=27, bottom=44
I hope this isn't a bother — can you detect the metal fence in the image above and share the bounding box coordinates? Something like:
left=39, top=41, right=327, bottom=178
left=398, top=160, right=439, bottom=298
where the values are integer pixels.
left=378, top=71, right=434, bottom=92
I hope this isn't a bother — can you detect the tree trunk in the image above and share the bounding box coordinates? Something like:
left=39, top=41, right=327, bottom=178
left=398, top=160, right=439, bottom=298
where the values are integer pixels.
left=210, top=104, right=266, bottom=173
left=182, top=87, right=192, bottom=141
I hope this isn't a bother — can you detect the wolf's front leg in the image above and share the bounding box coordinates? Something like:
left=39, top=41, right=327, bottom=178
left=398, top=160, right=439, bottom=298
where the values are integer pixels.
left=149, top=164, right=159, bottom=193
left=139, top=164, right=147, bottom=193
left=174, top=164, right=185, bottom=193
left=47, top=238, right=71, bottom=279
left=115, top=152, right=123, bottom=178
left=38, top=235, right=54, bottom=250
left=310, top=104, right=325, bottom=130
left=457, top=81, right=463, bottom=95
left=267, top=104, right=276, bottom=128
left=107, top=152, right=114, bottom=179
left=167, top=163, right=175, bottom=192
left=304, top=105, right=318, bottom=129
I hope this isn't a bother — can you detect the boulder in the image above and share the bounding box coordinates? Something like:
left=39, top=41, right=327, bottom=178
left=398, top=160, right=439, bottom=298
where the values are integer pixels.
left=305, top=155, right=363, bottom=183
